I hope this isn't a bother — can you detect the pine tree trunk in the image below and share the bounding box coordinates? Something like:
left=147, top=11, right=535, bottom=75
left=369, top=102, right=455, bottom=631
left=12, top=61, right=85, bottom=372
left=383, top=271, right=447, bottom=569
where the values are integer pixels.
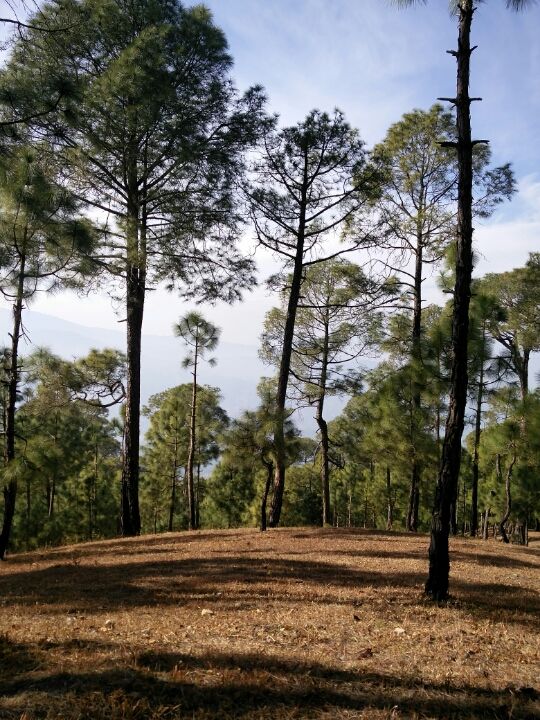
left=470, top=323, right=485, bottom=537
left=482, top=506, right=490, bottom=540
left=168, top=435, right=179, bottom=532
left=260, top=459, right=273, bottom=532
left=0, top=254, right=26, bottom=559
left=186, top=352, right=198, bottom=531
left=268, top=150, right=308, bottom=528
left=498, top=449, right=516, bottom=544
left=195, top=459, right=201, bottom=530
left=316, top=317, right=331, bottom=526
left=386, top=466, right=394, bottom=531
left=407, top=228, right=424, bottom=531
left=517, top=347, right=529, bottom=402
left=426, top=0, right=475, bottom=601
left=120, top=195, right=145, bottom=537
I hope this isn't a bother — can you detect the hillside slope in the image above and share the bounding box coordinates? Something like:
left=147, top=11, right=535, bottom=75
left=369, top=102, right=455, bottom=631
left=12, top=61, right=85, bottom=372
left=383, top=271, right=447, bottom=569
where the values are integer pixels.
left=0, top=528, right=538, bottom=719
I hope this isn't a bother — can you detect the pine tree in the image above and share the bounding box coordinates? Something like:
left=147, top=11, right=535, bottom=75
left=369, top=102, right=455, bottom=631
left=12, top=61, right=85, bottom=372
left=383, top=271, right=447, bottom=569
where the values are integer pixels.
left=247, top=109, right=381, bottom=527
left=174, top=313, right=220, bottom=530
left=261, top=259, right=392, bottom=526
left=141, top=384, right=227, bottom=533
left=394, top=0, right=534, bottom=600
left=1, top=0, right=265, bottom=536
left=0, top=147, right=95, bottom=558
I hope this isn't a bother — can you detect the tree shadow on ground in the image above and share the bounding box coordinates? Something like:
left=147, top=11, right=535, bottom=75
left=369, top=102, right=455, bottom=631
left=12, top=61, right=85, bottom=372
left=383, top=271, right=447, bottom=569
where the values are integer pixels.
left=329, top=547, right=539, bottom=571
left=0, top=635, right=43, bottom=681
left=5, top=531, right=251, bottom=564
left=0, top=647, right=537, bottom=720
left=0, top=555, right=427, bottom=611
left=0, top=551, right=538, bottom=631
left=450, top=549, right=539, bottom=571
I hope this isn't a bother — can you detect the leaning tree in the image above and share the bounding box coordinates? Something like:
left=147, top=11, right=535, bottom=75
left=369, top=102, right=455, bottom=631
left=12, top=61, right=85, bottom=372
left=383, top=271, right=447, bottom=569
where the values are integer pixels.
left=247, top=109, right=381, bottom=527
left=0, top=0, right=265, bottom=536
left=260, top=259, right=393, bottom=526
left=395, top=0, right=535, bottom=600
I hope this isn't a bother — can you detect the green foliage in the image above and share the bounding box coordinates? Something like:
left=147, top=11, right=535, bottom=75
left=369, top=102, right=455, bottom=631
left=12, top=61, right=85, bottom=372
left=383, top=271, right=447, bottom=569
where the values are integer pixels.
left=10, top=350, right=123, bottom=550
left=202, top=462, right=259, bottom=529
left=474, top=391, right=540, bottom=526
left=174, top=313, right=220, bottom=370
left=279, top=464, right=321, bottom=527
left=140, top=384, right=228, bottom=533
left=261, top=259, right=390, bottom=402
left=0, top=0, right=264, bottom=301
left=201, top=380, right=306, bottom=529
left=0, top=144, right=97, bottom=299
left=479, top=256, right=540, bottom=398
left=331, top=367, right=439, bottom=530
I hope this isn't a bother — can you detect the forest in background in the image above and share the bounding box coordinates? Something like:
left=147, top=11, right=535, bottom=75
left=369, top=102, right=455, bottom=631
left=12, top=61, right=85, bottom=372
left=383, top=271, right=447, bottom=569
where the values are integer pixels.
left=0, top=0, right=538, bottom=602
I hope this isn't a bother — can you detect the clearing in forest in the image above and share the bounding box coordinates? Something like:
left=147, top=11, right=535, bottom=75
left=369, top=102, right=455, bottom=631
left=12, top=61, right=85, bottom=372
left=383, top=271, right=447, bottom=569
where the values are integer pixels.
left=0, top=528, right=538, bottom=719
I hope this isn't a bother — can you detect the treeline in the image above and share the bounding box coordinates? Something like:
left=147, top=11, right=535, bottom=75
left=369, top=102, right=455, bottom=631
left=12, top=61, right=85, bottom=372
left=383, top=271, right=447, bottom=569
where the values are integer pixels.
left=0, top=1, right=538, bottom=574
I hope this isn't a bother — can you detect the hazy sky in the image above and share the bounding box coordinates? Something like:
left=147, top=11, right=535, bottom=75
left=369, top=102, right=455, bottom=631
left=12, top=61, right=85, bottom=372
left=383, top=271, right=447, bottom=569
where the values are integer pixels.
left=2, top=1, right=540, bottom=347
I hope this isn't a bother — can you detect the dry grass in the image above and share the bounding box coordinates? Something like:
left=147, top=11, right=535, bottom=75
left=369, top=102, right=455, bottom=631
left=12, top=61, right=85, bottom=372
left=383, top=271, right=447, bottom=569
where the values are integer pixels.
left=0, top=527, right=538, bottom=719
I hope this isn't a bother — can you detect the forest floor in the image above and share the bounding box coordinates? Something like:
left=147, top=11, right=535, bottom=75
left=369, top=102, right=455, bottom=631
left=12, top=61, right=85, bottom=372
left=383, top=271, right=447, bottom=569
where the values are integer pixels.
left=0, top=528, right=538, bottom=720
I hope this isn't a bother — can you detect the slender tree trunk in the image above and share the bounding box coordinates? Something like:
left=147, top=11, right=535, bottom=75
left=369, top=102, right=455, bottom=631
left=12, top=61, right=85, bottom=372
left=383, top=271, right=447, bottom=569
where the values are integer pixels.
left=514, top=347, right=530, bottom=402
left=470, top=322, right=486, bottom=537
left=316, top=317, right=331, bottom=526
left=195, top=458, right=201, bottom=530
left=0, top=253, right=26, bottom=559
left=88, top=444, right=98, bottom=540
left=268, top=246, right=304, bottom=526
left=386, top=466, right=394, bottom=531
left=482, top=506, right=490, bottom=540
left=25, top=475, right=31, bottom=550
left=268, top=151, right=308, bottom=528
left=121, top=184, right=145, bottom=536
left=260, top=458, right=273, bottom=532
left=426, top=0, right=476, bottom=600
left=168, top=434, right=179, bottom=532
left=121, top=262, right=144, bottom=536
left=498, top=448, right=516, bottom=544
left=186, top=349, right=198, bottom=530
left=407, top=228, right=424, bottom=531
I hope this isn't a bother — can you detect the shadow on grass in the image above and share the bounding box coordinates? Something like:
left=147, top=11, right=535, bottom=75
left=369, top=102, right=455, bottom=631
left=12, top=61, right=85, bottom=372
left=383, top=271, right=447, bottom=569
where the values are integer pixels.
left=0, top=647, right=537, bottom=719
left=0, top=555, right=427, bottom=610
left=330, top=547, right=539, bottom=571
left=0, top=635, right=43, bottom=681
left=1, top=549, right=538, bottom=633
left=5, top=530, right=252, bottom=564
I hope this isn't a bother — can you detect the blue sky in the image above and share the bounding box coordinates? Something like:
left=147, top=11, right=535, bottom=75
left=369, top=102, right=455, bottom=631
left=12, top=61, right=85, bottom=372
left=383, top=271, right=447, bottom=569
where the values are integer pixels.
left=2, top=1, right=540, bottom=345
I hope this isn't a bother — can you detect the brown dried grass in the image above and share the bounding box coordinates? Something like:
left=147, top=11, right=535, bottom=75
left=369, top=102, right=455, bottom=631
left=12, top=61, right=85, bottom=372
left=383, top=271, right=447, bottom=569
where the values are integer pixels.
left=0, top=527, right=538, bottom=719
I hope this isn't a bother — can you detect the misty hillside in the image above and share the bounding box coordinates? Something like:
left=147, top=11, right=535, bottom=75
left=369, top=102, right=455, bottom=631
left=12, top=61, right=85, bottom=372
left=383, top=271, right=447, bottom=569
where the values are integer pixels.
left=0, top=308, right=343, bottom=435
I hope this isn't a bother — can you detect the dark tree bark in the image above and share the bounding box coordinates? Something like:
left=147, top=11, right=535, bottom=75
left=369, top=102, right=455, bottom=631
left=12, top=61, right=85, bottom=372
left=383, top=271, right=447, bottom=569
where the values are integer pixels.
left=268, top=171, right=307, bottom=527
left=407, top=228, right=424, bottom=532
left=0, top=254, right=25, bottom=559
left=386, top=466, right=394, bottom=530
left=426, top=0, right=477, bottom=600
left=168, top=435, right=179, bottom=532
left=260, top=458, right=273, bottom=532
left=186, top=347, right=198, bottom=531
left=498, top=450, right=516, bottom=544
left=120, top=183, right=145, bottom=536
left=470, top=320, right=486, bottom=537
left=316, top=318, right=331, bottom=526
left=121, top=260, right=144, bottom=536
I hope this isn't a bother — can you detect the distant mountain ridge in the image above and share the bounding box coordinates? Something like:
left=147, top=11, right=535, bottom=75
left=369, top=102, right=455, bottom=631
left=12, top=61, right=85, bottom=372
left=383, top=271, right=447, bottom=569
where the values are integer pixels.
left=0, top=308, right=339, bottom=435
left=0, top=307, right=263, bottom=418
